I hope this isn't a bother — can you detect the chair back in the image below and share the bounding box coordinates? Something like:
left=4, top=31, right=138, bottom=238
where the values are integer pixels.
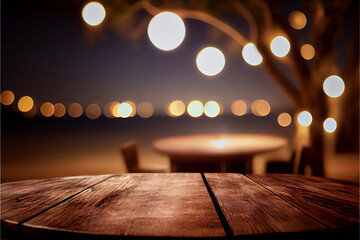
left=120, top=141, right=138, bottom=172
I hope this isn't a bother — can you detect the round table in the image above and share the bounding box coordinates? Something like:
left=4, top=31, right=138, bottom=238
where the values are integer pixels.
left=1, top=174, right=358, bottom=239
left=153, top=134, right=288, bottom=172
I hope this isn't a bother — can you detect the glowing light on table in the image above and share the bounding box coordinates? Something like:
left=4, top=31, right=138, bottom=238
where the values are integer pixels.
left=270, top=36, right=290, bottom=57
left=323, top=118, right=337, bottom=133
left=125, top=101, right=136, bottom=117
left=168, top=100, right=185, bottom=117
left=242, top=43, right=263, bottom=66
left=231, top=100, right=247, bottom=116
left=323, top=75, right=345, bottom=98
left=187, top=100, right=203, bottom=117
left=301, top=44, right=315, bottom=60
left=40, top=102, right=55, bottom=117
left=1, top=90, right=15, bottom=105
left=251, top=100, right=271, bottom=116
left=196, top=47, right=225, bottom=76
left=204, top=101, right=220, bottom=118
left=18, top=96, right=34, bottom=112
left=297, top=111, right=312, bottom=127
left=118, top=102, right=132, bottom=118
left=211, top=139, right=228, bottom=149
left=137, top=102, right=154, bottom=118
left=82, top=2, right=106, bottom=26
left=54, top=103, right=66, bottom=117
left=278, top=113, right=292, bottom=127
left=86, top=104, right=102, bottom=120
left=147, top=11, right=185, bottom=51
left=68, top=103, right=83, bottom=118
left=289, top=11, right=307, bottom=30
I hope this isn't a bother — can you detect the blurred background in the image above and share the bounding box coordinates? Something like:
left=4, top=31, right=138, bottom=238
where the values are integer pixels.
left=1, top=0, right=358, bottom=183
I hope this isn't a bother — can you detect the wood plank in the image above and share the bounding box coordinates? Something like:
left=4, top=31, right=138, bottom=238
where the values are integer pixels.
left=22, top=173, right=226, bottom=239
left=1, top=175, right=111, bottom=233
left=247, top=174, right=359, bottom=228
left=204, top=173, right=326, bottom=236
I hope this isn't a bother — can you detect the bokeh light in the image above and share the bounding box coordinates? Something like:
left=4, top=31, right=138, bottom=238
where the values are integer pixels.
left=54, top=103, right=66, bottom=118
left=125, top=101, right=136, bottom=117
left=18, top=96, right=34, bottom=112
left=137, top=102, right=154, bottom=118
left=289, top=11, right=307, bottom=30
left=204, top=101, right=220, bottom=118
left=297, top=111, right=312, bottom=127
left=86, top=103, right=102, bottom=120
left=270, top=36, right=290, bottom=57
left=40, top=102, right=55, bottom=117
left=301, top=44, right=315, bottom=60
left=168, top=100, right=186, bottom=117
left=148, top=11, right=185, bottom=51
left=103, top=102, right=114, bottom=118
left=68, top=103, right=83, bottom=118
left=82, top=2, right=106, bottom=26
left=211, top=139, right=228, bottom=149
left=196, top=47, right=225, bottom=76
left=242, top=43, right=263, bottom=66
left=1, top=90, right=15, bottom=105
left=187, top=100, right=203, bottom=117
left=323, top=118, right=337, bottom=133
left=278, top=112, right=292, bottom=127
left=118, top=102, right=132, bottom=118
left=231, top=100, right=247, bottom=116
left=251, top=99, right=271, bottom=116
left=111, top=102, right=121, bottom=118
left=323, top=75, right=345, bottom=98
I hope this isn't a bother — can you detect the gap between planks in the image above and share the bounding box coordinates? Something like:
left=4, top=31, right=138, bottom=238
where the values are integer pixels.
left=200, top=172, right=234, bottom=238
left=244, top=174, right=331, bottom=229
left=17, top=174, right=117, bottom=234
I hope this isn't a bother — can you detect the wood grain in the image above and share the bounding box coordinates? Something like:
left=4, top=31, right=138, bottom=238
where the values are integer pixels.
left=247, top=174, right=359, bottom=228
left=22, top=173, right=225, bottom=238
left=1, top=175, right=111, bottom=233
left=204, top=173, right=326, bottom=236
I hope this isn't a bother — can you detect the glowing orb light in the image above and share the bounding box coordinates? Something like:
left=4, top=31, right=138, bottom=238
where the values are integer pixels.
left=196, top=47, right=225, bottom=76
left=301, top=44, right=315, bottom=60
left=86, top=104, right=102, bottom=120
left=18, top=96, right=34, bottom=112
left=148, top=11, right=185, bottom=51
left=297, top=111, right=312, bottom=127
left=323, top=75, right=345, bottom=98
left=168, top=100, right=186, bottom=117
left=1, top=90, right=15, bottom=105
left=187, top=100, right=203, bottom=117
left=82, top=2, right=106, bottom=26
left=289, top=11, right=307, bottom=30
left=137, top=102, right=154, bottom=118
left=242, top=43, right=263, bottom=66
left=278, top=113, right=292, bottom=127
left=68, top=103, right=83, bottom=118
left=251, top=99, right=271, bottom=116
left=323, top=118, right=337, bottom=133
left=40, top=102, right=55, bottom=117
left=204, top=101, right=220, bottom=118
left=270, top=36, right=290, bottom=57
left=54, top=103, right=66, bottom=117
left=118, top=102, right=132, bottom=118
left=231, top=100, right=247, bottom=116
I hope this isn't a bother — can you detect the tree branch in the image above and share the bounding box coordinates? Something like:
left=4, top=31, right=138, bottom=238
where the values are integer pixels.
left=139, top=0, right=248, bottom=46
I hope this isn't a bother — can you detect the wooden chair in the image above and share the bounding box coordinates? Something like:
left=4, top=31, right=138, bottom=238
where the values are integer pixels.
left=266, top=144, right=306, bottom=174
left=120, top=141, right=167, bottom=173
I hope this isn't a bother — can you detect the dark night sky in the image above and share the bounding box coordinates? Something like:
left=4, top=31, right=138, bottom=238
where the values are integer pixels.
left=1, top=0, right=352, bottom=115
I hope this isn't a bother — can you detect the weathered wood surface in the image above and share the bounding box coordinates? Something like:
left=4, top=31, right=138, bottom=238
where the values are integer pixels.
left=1, top=175, right=111, bottom=233
left=247, top=174, right=360, bottom=228
left=204, top=173, right=326, bottom=236
left=22, top=173, right=225, bottom=238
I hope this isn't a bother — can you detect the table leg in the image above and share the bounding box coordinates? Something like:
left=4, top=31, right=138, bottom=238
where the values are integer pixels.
left=220, top=162, right=227, bottom=173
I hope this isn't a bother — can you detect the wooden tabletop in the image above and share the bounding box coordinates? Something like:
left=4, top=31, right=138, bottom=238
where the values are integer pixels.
left=153, top=134, right=288, bottom=159
left=2, top=174, right=359, bottom=239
